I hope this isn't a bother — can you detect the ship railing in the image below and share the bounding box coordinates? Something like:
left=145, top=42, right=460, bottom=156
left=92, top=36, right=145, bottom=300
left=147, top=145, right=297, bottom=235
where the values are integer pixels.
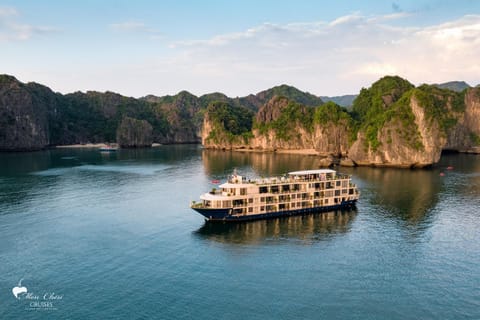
left=227, top=173, right=352, bottom=186
left=252, top=176, right=344, bottom=185
left=190, top=201, right=205, bottom=208
left=208, top=190, right=223, bottom=195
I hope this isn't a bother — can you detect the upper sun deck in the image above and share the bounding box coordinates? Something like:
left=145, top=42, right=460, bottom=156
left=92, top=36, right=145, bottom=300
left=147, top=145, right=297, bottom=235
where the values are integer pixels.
left=219, top=169, right=345, bottom=188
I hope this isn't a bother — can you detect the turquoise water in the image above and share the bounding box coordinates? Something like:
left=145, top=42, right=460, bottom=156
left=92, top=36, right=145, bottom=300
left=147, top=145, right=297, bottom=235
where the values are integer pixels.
left=0, top=145, right=479, bottom=319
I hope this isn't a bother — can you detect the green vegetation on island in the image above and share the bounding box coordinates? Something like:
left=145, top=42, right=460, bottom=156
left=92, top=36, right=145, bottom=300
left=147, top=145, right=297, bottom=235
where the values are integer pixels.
left=351, top=76, right=416, bottom=150
left=1, top=73, right=480, bottom=167
left=254, top=99, right=314, bottom=141
left=205, top=102, right=255, bottom=144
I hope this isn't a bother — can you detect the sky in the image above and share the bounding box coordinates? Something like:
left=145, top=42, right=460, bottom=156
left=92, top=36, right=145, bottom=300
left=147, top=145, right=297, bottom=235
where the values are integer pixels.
left=1, top=0, right=480, bottom=97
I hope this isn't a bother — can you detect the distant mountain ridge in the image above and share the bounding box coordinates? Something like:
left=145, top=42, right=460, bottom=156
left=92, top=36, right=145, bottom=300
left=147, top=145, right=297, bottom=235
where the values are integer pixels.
left=320, top=95, right=357, bottom=107
left=433, top=81, right=471, bottom=92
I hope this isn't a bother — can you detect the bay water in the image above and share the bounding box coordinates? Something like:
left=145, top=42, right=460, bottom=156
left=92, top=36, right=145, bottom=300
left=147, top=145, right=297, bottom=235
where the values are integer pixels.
left=0, top=145, right=479, bottom=319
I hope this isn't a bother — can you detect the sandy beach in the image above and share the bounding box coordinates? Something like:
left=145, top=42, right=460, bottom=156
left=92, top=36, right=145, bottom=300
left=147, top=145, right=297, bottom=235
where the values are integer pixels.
left=55, top=143, right=163, bottom=149
left=55, top=143, right=119, bottom=149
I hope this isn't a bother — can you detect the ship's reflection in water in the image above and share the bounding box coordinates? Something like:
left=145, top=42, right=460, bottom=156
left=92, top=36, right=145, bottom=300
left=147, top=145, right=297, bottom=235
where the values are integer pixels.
left=195, top=209, right=357, bottom=245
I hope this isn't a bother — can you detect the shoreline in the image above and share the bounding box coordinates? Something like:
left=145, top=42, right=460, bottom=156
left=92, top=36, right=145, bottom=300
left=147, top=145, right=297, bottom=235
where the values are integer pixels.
left=55, top=143, right=163, bottom=149
left=55, top=143, right=118, bottom=149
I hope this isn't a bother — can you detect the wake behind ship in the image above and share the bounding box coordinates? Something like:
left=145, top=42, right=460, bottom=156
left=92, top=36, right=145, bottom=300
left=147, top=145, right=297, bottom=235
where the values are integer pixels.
left=191, top=169, right=359, bottom=222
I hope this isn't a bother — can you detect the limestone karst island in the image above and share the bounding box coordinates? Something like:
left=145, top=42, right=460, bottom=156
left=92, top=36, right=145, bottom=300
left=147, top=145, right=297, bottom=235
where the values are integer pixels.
left=1, top=74, right=479, bottom=168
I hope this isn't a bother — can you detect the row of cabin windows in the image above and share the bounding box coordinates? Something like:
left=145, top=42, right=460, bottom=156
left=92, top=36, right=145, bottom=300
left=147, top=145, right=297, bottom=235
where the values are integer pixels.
left=234, top=196, right=350, bottom=214
left=224, top=189, right=354, bottom=208
left=259, top=184, right=302, bottom=194
left=258, top=180, right=349, bottom=194
left=223, top=188, right=247, bottom=196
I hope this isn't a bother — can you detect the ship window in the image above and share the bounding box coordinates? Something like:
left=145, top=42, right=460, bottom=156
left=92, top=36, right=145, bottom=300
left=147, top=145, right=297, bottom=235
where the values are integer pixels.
left=260, top=197, right=265, bottom=202
left=271, top=185, right=279, bottom=193
left=240, top=188, right=247, bottom=195
left=248, top=207, right=253, bottom=213
left=282, top=185, right=290, bottom=192
left=260, top=206, right=265, bottom=211
left=342, top=189, right=348, bottom=194
left=291, top=203, right=295, bottom=208
left=325, top=199, right=328, bottom=204
left=336, top=181, right=341, bottom=186
left=335, top=190, right=340, bottom=196
left=342, top=181, right=348, bottom=188
left=349, top=189, right=354, bottom=195
left=291, top=194, right=296, bottom=199
left=222, top=201, right=231, bottom=207
left=233, top=199, right=244, bottom=206
left=279, top=203, right=286, bottom=210
left=314, top=192, right=320, bottom=198
left=259, top=186, right=268, bottom=194
left=248, top=198, right=253, bottom=203
left=293, top=184, right=300, bottom=191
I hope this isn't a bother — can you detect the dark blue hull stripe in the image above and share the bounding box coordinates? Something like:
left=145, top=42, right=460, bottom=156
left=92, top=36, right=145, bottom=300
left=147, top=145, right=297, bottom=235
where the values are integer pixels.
left=192, top=200, right=357, bottom=222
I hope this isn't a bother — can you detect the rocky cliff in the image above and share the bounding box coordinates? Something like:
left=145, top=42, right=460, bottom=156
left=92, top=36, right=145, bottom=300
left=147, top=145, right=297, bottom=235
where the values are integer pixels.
left=0, top=75, right=329, bottom=151
left=348, top=78, right=478, bottom=167
left=202, top=76, right=480, bottom=168
left=202, top=96, right=353, bottom=158
left=116, top=117, right=153, bottom=148
left=2, top=73, right=479, bottom=166
left=0, top=75, right=55, bottom=150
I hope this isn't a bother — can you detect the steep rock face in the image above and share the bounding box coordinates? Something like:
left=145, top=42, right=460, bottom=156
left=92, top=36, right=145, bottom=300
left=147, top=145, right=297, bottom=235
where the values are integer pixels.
left=0, top=76, right=52, bottom=150
left=201, top=101, right=254, bottom=149
left=148, top=91, right=202, bottom=143
left=250, top=96, right=313, bottom=150
left=409, top=95, right=445, bottom=164
left=349, top=95, right=444, bottom=168
left=255, top=96, right=290, bottom=124
left=116, top=117, right=153, bottom=148
left=444, top=87, right=480, bottom=151
left=202, top=96, right=352, bottom=156
left=464, top=88, right=480, bottom=137
left=312, top=121, right=351, bottom=156
left=348, top=77, right=453, bottom=167
left=250, top=126, right=313, bottom=150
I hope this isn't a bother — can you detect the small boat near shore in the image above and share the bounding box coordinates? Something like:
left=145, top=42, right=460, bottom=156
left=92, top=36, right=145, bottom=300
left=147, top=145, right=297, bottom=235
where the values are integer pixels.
left=191, top=169, right=360, bottom=222
left=99, top=145, right=118, bottom=152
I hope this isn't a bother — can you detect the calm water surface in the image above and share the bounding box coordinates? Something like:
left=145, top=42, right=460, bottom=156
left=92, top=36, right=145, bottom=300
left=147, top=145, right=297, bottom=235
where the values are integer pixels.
left=0, top=145, right=479, bottom=319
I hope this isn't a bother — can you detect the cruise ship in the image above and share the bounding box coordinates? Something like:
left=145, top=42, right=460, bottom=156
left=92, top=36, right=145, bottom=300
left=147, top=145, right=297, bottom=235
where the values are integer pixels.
left=191, top=169, right=359, bottom=222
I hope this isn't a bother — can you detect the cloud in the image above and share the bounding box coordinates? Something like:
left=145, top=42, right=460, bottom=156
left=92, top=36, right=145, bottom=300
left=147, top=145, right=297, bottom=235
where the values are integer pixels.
left=26, top=12, right=479, bottom=98
left=0, top=6, right=17, bottom=17
left=109, top=20, right=163, bottom=39
left=156, top=13, right=480, bottom=96
left=0, top=6, right=57, bottom=42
